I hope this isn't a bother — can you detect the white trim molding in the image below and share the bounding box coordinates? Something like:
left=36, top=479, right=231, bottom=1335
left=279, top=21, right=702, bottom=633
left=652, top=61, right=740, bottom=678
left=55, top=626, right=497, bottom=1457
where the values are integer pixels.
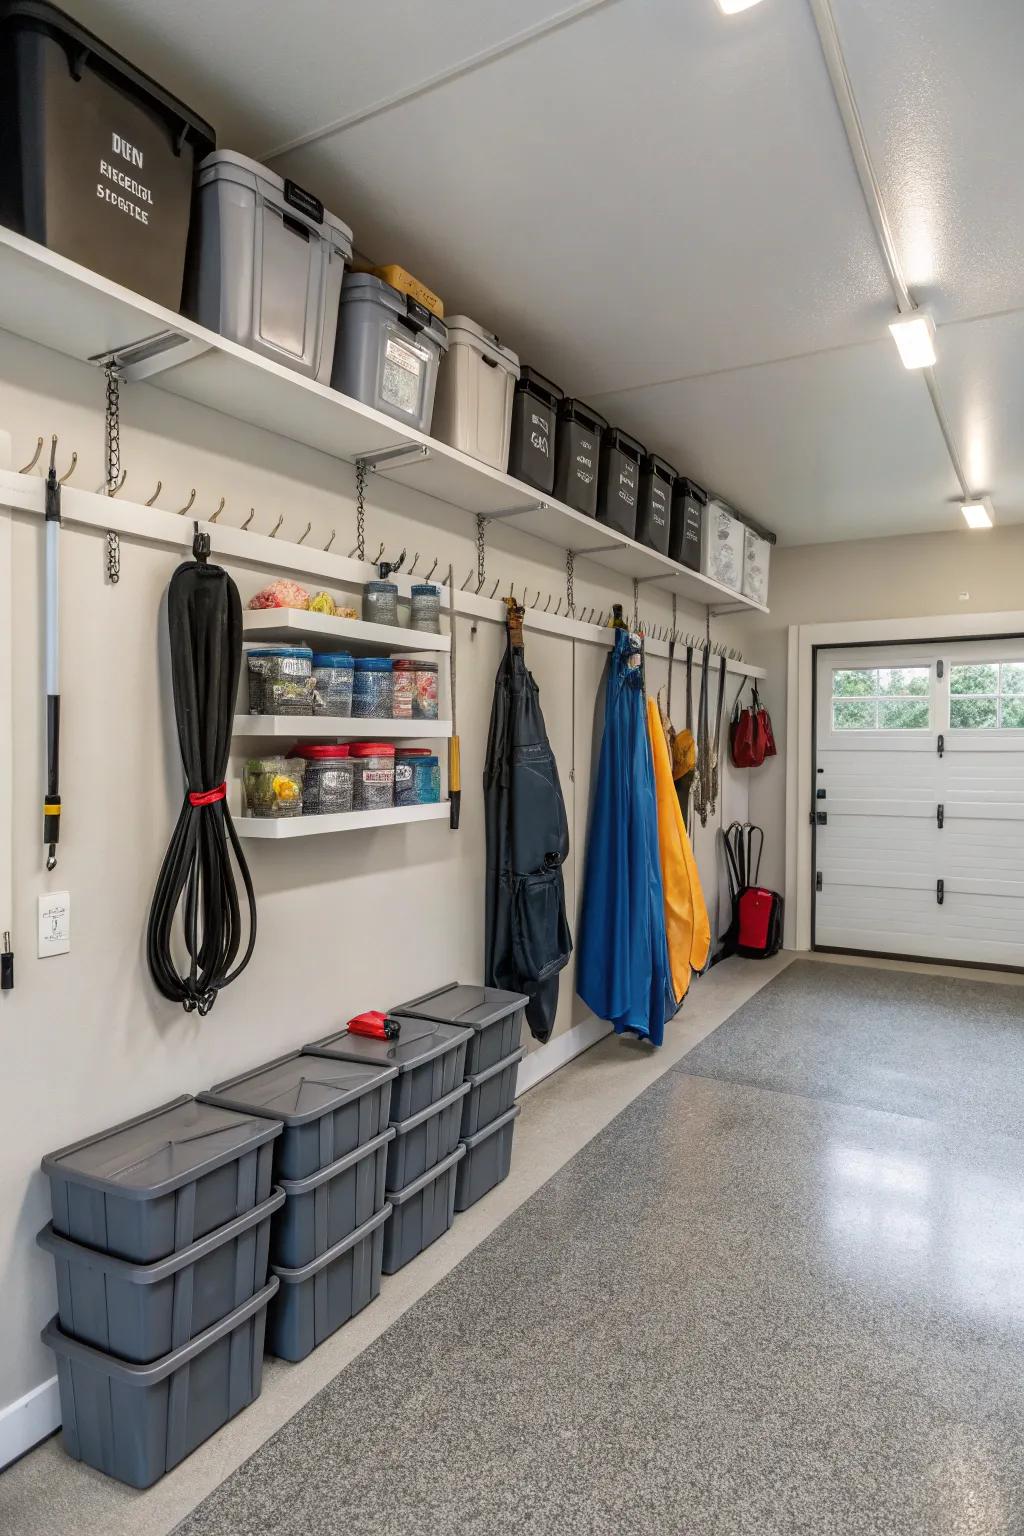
left=515, top=1012, right=611, bottom=1097
left=0, top=1376, right=60, bottom=1470
left=785, top=609, right=1024, bottom=952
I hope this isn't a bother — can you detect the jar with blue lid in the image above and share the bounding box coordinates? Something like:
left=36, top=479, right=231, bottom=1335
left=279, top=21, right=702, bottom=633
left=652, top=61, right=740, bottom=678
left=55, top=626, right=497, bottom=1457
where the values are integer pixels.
left=311, top=652, right=354, bottom=717
left=246, top=646, right=314, bottom=715
left=352, top=655, right=394, bottom=719
left=394, top=747, right=441, bottom=806
left=363, top=580, right=399, bottom=627
left=409, top=583, right=441, bottom=633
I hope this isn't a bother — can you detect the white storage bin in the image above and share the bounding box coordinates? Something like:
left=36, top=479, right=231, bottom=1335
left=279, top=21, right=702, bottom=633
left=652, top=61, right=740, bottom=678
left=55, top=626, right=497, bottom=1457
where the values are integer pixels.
left=431, top=316, right=519, bottom=471
left=742, top=526, right=771, bottom=605
left=184, top=151, right=353, bottom=382
left=701, top=501, right=745, bottom=592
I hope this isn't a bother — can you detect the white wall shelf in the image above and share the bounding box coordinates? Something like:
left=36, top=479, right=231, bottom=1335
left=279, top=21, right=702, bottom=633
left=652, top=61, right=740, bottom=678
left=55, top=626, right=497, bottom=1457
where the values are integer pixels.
left=0, top=227, right=769, bottom=615
left=235, top=802, right=450, bottom=837
left=234, top=716, right=452, bottom=739
left=242, top=608, right=450, bottom=654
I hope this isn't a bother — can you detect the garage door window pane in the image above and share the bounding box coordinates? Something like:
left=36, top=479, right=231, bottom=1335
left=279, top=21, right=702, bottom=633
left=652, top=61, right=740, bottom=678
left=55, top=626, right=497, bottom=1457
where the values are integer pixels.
left=834, top=698, right=876, bottom=731
left=1001, top=663, right=1024, bottom=696
left=950, top=664, right=998, bottom=694
left=1001, top=697, right=1024, bottom=728
left=833, top=669, right=876, bottom=697
left=878, top=699, right=929, bottom=729
left=950, top=696, right=997, bottom=729
left=877, top=667, right=929, bottom=696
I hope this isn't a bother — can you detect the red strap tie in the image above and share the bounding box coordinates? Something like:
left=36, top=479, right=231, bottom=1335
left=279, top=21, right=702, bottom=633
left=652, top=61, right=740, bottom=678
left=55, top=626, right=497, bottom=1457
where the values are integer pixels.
left=189, top=782, right=227, bottom=808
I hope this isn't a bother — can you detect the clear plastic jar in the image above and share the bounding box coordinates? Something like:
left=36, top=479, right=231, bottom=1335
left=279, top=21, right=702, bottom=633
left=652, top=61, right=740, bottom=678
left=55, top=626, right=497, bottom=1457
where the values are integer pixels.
left=287, top=745, right=354, bottom=814
left=363, top=580, right=399, bottom=627
left=392, top=658, right=417, bottom=719
left=243, top=755, right=305, bottom=817
left=395, top=748, right=441, bottom=807
left=349, top=742, right=396, bottom=810
left=352, top=656, right=394, bottom=718
left=311, top=652, right=354, bottom=717
left=392, top=656, right=439, bottom=720
left=409, top=584, right=441, bottom=633
left=246, top=646, right=314, bottom=716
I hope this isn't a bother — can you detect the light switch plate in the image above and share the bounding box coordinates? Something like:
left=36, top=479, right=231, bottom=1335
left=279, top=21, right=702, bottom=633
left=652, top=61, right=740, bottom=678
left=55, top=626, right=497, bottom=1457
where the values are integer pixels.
left=38, top=892, right=70, bottom=957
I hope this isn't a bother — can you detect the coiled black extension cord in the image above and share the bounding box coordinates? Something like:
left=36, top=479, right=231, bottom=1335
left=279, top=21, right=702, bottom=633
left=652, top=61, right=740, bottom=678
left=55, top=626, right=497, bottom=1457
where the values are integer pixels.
left=147, top=534, right=256, bottom=1014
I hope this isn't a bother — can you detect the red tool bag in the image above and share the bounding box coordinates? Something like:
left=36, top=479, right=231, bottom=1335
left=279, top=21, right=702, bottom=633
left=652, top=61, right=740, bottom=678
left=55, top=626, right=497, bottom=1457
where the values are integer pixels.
left=730, top=684, right=777, bottom=768
left=722, top=822, right=784, bottom=958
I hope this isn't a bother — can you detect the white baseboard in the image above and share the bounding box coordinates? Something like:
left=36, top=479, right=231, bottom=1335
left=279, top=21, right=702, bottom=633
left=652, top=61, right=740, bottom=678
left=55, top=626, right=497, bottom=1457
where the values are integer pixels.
left=0, top=1375, right=60, bottom=1470
left=515, top=1011, right=611, bottom=1097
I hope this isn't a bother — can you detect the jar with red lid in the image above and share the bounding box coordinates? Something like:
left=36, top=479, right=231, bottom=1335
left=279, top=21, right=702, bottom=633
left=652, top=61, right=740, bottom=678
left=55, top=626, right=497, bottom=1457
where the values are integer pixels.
left=348, top=741, right=396, bottom=810
left=287, top=743, right=354, bottom=814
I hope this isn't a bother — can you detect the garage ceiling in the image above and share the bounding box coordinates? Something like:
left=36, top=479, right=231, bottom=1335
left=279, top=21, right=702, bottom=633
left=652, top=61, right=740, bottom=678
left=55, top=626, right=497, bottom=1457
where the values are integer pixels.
left=64, top=0, right=1024, bottom=546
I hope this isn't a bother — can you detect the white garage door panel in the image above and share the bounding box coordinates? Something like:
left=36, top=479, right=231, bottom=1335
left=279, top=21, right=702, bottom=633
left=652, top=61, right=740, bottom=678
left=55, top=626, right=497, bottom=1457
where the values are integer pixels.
left=815, top=642, right=1024, bottom=970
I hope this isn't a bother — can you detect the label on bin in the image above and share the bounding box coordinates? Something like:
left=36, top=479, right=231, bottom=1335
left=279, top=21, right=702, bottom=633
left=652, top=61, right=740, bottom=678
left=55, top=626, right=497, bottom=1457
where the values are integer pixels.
left=382, top=329, right=428, bottom=416
left=283, top=179, right=324, bottom=225
left=651, top=486, right=669, bottom=529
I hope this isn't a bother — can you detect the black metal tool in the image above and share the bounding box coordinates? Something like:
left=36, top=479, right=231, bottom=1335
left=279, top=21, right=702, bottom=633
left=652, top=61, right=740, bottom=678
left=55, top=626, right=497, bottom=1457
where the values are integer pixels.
left=43, top=436, right=61, bottom=871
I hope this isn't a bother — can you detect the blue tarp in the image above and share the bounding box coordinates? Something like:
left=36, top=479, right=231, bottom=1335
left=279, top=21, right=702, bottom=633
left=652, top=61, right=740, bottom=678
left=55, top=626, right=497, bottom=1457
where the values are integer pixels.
left=577, top=631, right=674, bottom=1045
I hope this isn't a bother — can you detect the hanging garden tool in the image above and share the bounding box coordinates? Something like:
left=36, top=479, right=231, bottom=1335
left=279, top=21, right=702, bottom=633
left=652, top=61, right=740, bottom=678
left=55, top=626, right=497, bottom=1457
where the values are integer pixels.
left=673, top=643, right=697, bottom=829
left=43, top=436, right=62, bottom=871
left=146, top=525, right=256, bottom=1014
left=708, top=651, right=728, bottom=815
left=446, top=564, right=461, bottom=830
left=694, top=640, right=711, bottom=827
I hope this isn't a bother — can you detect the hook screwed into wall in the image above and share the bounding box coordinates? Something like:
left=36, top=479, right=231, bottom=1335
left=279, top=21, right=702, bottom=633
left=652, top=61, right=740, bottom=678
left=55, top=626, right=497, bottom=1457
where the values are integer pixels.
left=241, top=508, right=255, bottom=531
left=176, top=488, right=196, bottom=516
left=269, top=514, right=284, bottom=538
left=425, top=558, right=438, bottom=582
left=297, top=521, right=312, bottom=544
left=144, top=481, right=162, bottom=507
left=19, top=436, right=44, bottom=474
left=324, top=529, right=336, bottom=552
left=208, top=497, right=226, bottom=523
left=97, top=470, right=127, bottom=496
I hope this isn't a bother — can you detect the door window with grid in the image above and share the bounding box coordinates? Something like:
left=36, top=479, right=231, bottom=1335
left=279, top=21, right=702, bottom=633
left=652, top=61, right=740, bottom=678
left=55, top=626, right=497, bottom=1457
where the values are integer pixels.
left=949, top=662, right=1024, bottom=729
left=831, top=666, right=931, bottom=732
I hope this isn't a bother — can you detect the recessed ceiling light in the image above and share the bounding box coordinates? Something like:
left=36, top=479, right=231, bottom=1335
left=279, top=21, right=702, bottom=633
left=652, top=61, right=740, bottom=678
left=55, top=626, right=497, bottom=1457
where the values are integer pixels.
left=961, top=497, right=994, bottom=529
left=889, top=313, right=937, bottom=370
left=715, top=0, right=764, bottom=13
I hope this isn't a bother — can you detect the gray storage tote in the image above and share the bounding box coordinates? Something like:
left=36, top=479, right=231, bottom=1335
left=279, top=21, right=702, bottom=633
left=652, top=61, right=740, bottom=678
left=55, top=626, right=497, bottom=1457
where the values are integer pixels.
left=386, top=1080, right=469, bottom=1192
left=306, top=1018, right=471, bottom=1122
left=381, top=1144, right=465, bottom=1275
left=273, top=1126, right=393, bottom=1270
left=332, top=272, right=448, bottom=433
left=42, top=1096, right=281, bottom=1264
left=200, top=1051, right=396, bottom=1181
left=268, top=1204, right=389, bottom=1363
left=455, top=1105, right=520, bottom=1213
left=460, top=1047, right=525, bottom=1139
left=391, top=982, right=527, bottom=1076
left=37, top=1185, right=283, bottom=1364
left=42, top=1277, right=278, bottom=1488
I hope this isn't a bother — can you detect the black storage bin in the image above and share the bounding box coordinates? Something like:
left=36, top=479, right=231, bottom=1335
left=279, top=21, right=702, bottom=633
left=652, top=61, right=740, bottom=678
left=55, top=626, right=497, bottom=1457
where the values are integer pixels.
left=272, top=1127, right=393, bottom=1270
left=553, top=399, right=607, bottom=516
left=386, top=1081, right=469, bottom=1191
left=507, top=366, right=563, bottom=494
left=461, top=1047, right=525, bottom=1139
left=382, top=1145, right=464, bottom=1275
left=37, top=1187, right=283, bottom=1365
left=455, top=1105, right=520, bottom=1213
left=636, top=454, right=677, bottom=557
left=669, top=478, right=707, bottom=569
left=0, top=0, right=215, bottom=309
left=42, top=1278, right=277, bottom=1489
left=597, top=427, right=645, bottom=538
left=306, top=1018, right=471, bottom=1123
left=42, top=1097, right=281, bottom=1265
left=268, top=1205, right=389, bottom=1363
left=200, top=1051, right=396, bottom=1182
left=391, top=982, right=527, bottom=1078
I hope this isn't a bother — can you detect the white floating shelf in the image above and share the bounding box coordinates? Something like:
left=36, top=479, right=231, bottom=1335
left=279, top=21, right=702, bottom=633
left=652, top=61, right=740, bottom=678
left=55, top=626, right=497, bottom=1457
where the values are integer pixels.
left=242, top=609, right=450, bottom=654
left=233, top=716, right=452, bottom=739
left=236, top=802, right=450, bottom=837
left=0, top=228, right=769, bottom=615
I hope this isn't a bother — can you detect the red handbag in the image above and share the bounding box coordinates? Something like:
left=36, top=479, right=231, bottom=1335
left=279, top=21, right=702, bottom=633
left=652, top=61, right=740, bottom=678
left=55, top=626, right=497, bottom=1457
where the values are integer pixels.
left=730, top=686, right=775, bottom=768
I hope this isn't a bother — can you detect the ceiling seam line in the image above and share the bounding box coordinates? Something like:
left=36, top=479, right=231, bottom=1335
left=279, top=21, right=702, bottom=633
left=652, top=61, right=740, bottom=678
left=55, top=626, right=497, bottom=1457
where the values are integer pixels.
left=258, top=0, right=621, bottom=163
left=584, top=335, right=890, bottom=401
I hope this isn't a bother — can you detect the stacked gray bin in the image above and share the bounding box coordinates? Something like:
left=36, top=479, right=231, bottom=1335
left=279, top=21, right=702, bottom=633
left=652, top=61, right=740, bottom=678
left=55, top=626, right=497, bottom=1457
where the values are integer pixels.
left=332, top=272, right=448, bottom=433
left=39, top=1097, right=283, bottom=1486
left=200, top=1051, right=396, bottom=1362
left=390, top=984, right=527, bottom=1212
left=306, top=1018, right=471, bottom=1275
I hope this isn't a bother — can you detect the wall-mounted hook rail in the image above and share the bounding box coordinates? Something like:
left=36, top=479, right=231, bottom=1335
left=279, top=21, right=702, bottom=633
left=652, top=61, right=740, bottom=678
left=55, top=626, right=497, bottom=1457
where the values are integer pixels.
left=19, top=437, right=43, bottom=474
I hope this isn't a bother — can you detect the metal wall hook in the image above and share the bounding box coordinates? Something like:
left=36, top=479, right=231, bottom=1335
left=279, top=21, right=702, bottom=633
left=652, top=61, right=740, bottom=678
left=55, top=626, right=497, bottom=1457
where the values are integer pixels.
left=176, top=488, right=196, bottom=516
left=425, top=558, right=438, bottom=582
left=269, top=514, right=284, bottom=538
left=460, top=569, right=474, bottom=590
left=555, top=598, right=563, bottom=616
left=297, top=521, right=312, bottom=544
left=58, top=450, right=78, bottom=484
left=370, top=541, right=385, bottom=566
left=97, top=469, right=127, bottom=496
left=597, top=611, right=606, bottom=627
left=544, top=595, right=552, bottom=612
left=19, top=436, right=43, bottom=474
left=532, top=591, right=541, bottom=608
left=324, top=529, right=336, bottom=552
left=475, top=576, right=487, bottom=594
left=208, top=497, right=226, bottom=523
left=241, top=507, right=255, bottom=531
left=489, top=579, right=501, bottom=599
left=407, top=553, right=420, bottom=574
left=145, top=481, right=163, bottom=506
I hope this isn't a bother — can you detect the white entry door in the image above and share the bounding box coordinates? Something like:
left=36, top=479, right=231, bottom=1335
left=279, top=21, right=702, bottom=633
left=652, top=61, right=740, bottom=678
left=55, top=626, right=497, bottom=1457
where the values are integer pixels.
left=814, top=640, right=1024, bottom=969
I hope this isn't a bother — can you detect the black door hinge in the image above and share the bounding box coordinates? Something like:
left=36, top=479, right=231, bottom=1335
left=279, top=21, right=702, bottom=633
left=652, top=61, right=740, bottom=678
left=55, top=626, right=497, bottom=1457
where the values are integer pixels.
left=937, top=733, right=945, bottom=758
left=815, top=810, right=828, bottom=825
left=815, top=871, right=823, bottom=892
left=937, top=803, right=944, bottom=829
left=937, top=660, right=944, bottom=679
left=937, top=878, right=944, bottom=905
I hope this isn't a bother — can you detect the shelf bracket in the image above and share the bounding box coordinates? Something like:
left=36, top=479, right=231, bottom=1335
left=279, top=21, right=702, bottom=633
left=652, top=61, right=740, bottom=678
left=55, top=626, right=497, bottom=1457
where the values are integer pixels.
left=92, top=329, right=213, bottom=383
left=572, top=542, right=621, bottom=556
left=486, top=500, right=547, bottom=520
left=709, top=602, right=750, bottom=617
left=355, top=443, right=432, bottom=474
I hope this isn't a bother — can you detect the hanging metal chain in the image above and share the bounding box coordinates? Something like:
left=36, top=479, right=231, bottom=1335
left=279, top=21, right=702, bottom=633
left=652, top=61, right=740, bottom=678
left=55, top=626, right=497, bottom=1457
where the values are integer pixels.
left=354, top=459, right=367, bottom=563
left=104, top=365, right=121, bottom=585
left=476, top=514, right=488, bottom=589
left=632, top=577, right=639, bottom=633
left=565, top=549, right=575, bottom=618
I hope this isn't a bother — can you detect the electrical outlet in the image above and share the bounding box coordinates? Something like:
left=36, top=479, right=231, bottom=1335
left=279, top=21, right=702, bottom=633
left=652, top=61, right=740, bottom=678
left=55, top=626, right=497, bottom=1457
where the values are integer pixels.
left=38, top=892, right=70, bottom=957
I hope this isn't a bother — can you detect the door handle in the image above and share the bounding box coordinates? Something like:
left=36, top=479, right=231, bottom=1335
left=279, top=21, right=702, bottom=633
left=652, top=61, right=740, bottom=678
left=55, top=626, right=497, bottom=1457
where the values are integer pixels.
left=937, top=733, right=944, bottom=758
left=937, top=878, right=944, bottom=905
left=937, top=803, right=944, bottom=830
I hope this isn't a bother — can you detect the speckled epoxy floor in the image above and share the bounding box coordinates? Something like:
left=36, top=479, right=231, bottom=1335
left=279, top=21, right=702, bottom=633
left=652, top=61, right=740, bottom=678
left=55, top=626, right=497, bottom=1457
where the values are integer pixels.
left=166, top=960, right=1024, bottom=1536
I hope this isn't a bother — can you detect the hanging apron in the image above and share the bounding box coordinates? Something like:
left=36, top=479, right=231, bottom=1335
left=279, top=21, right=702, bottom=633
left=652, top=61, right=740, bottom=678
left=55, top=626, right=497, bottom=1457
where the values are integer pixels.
left=483, top=625, right=572, bottom=1043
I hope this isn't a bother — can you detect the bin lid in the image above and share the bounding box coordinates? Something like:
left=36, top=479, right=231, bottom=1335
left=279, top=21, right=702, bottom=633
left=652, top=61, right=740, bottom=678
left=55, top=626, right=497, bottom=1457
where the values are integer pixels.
left=558, top=397, right=608, bottom=434
left=340, top=273, right=448, bottom=347
left=641, top=453, right=678, bottom=486
left=443, top=316, right=520, bottom=377
left=603, top=426, right=646, bottom=463
left=1, top=2, right=216, bottom=159
left=200, top=1051, right=396, bottom=1127
left=287, top=743, right=353, bottom=760
left=515, top=366, right=564, bottom=409
left=673, top=477, right=708, bottom=507
left=197, top=150, right=353, bottom=251
left=41, top=1095, right=281, bottom=1199
left=305, top=1018, right=471, bottom=1074
left=311, top=652, right=354, bottom=668
left=461, top=1102, right=521, bottom=1152
left=391, top=982, right=528, bottom=1032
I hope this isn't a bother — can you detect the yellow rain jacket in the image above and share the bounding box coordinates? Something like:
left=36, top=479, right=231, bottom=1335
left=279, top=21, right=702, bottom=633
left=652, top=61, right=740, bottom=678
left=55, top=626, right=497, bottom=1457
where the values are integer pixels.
left=647, top=697, right=711, bottom=1001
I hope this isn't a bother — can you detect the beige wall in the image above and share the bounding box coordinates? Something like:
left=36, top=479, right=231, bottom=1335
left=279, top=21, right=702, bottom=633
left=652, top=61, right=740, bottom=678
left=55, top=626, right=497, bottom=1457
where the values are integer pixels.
left=0, top=330, right=754, bottom=1424
left=729, top=523, right=1024, bottom=896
